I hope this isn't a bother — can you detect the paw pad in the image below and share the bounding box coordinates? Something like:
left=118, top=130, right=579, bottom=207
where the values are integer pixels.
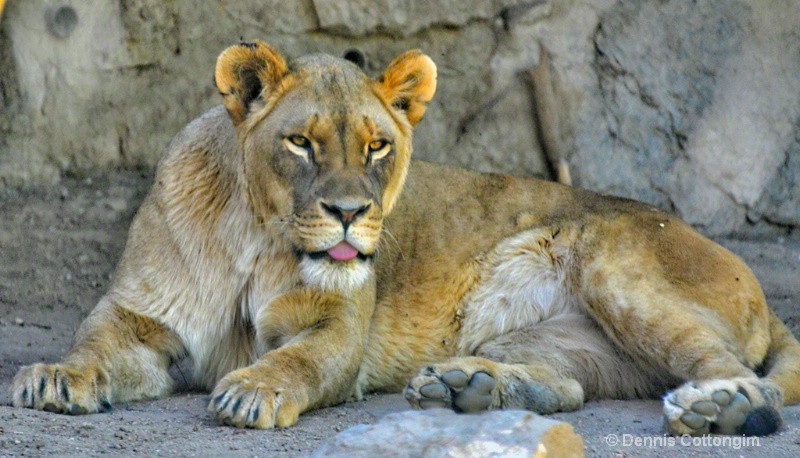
left=680, top=412, right=706, bottom=430
left=677, top=389, right=749, bottom=434
left=664, top=381, right=762, bottom=436
left=714, top=392, right=751, bottom=434
left=690, top=400, right=717, bottom=416
left=711, top=390, right=731, bottom=406
left=419, top=383, right=448, bottom=399
left=441, top=371, right=469, bottom=389
left=409, top=370, right=496, bottom=414
left=453, top=372, right=495, bottom=413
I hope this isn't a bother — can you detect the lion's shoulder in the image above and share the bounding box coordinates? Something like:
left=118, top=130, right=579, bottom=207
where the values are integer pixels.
left=159, top=105, right=238, bottom=168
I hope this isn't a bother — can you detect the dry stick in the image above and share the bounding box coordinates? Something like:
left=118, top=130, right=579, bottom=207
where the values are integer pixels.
left=529, top=47, right=572, bottom=186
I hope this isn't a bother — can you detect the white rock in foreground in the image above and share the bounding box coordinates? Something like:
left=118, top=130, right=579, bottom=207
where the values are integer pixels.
left=311, top=408, right=584, bottom=458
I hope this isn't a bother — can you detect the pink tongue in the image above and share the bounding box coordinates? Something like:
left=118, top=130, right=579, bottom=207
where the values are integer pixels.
left=327, top=241, right=359, bottom=262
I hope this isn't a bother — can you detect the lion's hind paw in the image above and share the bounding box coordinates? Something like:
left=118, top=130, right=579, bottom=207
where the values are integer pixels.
left=663, top=379, right=781, bottom=436
left=405, top=366, right=496, bottom=413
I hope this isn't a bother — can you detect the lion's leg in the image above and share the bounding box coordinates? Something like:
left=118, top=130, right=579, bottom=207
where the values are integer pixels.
left=208, top=288, right=372, bottom=429
left=11, top=298, right=185, bottom=414
left=593, top=309, right=782, bottom=435
left=405, top=313, right=660, bottom=414
left=655, top=343, right=784, bottom=436
left=580, top=279, right=783, bottom=436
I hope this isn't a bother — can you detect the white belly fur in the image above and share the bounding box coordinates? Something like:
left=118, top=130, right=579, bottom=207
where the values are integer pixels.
left=458, top=228, right=576, bottom=355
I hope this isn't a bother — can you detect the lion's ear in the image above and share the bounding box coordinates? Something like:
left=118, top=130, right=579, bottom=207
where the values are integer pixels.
left=376, top=50, right=437, bottom=127
left=214, top=41, right=289, bottom=125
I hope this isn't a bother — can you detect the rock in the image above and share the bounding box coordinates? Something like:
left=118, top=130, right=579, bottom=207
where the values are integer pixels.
left=526, top=0, right=800, bottom=236
left=312, top=0, right=523, bottom=38
left=753, top=123, right=800, bottom=228
left=0, top=0, right=549, bottom=186
left=310, top=409, right=584, bottom=458
left=1, top=0, right=799, bottom=237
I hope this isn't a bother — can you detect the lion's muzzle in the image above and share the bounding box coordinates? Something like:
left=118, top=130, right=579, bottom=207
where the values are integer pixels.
left=320, top=200, right=372, bottom=229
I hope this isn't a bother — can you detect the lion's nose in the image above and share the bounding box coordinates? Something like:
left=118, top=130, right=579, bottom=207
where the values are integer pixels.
left=321, top=200, right=371, bottom=228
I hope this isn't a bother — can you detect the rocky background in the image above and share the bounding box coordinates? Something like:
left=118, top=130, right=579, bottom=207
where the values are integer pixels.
left=1, top=0, right=799, bottom=238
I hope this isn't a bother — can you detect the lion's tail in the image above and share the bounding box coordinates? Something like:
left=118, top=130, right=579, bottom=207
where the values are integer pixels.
left=764, top=310, right=800, bottom=406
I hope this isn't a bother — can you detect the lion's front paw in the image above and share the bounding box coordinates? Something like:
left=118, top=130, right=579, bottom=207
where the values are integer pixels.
left=208, top=368, right=303, bottom=429
left=11, top=363, right=112, bottom=415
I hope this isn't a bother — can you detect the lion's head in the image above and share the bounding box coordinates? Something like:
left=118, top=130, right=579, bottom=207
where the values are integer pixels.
left=214, top=41, right=437, bottom=291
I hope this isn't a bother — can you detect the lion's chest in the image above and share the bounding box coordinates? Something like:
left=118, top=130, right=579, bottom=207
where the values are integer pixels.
left=176, top=246, right=301, bottom=388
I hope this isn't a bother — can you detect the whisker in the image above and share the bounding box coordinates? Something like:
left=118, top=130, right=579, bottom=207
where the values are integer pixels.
left=379, top=227, right=404, bottom=260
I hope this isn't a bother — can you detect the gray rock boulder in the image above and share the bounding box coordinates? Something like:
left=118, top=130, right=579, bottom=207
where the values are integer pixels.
left=310, top=408, right=584, bottom=458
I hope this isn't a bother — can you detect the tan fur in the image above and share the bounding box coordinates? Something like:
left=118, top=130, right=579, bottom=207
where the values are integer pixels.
left=10, top=41, right=800, bottom=434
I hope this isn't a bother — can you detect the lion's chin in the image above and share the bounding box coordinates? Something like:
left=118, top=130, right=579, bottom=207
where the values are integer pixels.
left=298, top=255, right=372, bottom=293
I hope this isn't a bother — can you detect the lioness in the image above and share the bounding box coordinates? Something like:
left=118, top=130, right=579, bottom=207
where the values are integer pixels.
left=10, top=41, right=800, bottom=436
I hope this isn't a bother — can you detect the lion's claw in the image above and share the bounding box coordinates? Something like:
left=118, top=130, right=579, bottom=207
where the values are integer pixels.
left=11, top=363, right=111, bottom=415
left=209, top=369, right=301, bottom=429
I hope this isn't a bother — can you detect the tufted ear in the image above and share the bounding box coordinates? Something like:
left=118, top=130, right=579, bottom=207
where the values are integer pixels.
left=214, top=40, right=289, bottom=125
left=375, top=50, right=437, bottom=127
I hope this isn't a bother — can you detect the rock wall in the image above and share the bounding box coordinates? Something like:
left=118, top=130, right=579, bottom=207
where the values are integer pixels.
left=1, top=0, right=798, bottom=237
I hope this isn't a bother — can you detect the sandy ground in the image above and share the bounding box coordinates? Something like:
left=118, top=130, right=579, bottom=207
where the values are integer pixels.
left=1, top=169, right=799, bottom=457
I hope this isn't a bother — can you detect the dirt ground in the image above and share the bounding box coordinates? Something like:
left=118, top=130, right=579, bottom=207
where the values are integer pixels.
left=1, top=169, right=799, bottom=457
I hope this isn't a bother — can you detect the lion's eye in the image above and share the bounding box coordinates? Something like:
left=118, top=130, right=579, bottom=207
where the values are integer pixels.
left=289, top=135, right=311, bottom=148
left=367, top=140, right=392, bottom=163
left=284, top=135, right=313, bottom=162
left=368, top=140, right=386, bottom=152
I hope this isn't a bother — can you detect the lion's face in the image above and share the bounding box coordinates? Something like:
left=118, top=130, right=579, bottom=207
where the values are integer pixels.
left=214, top=42, right=436, bottom=291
